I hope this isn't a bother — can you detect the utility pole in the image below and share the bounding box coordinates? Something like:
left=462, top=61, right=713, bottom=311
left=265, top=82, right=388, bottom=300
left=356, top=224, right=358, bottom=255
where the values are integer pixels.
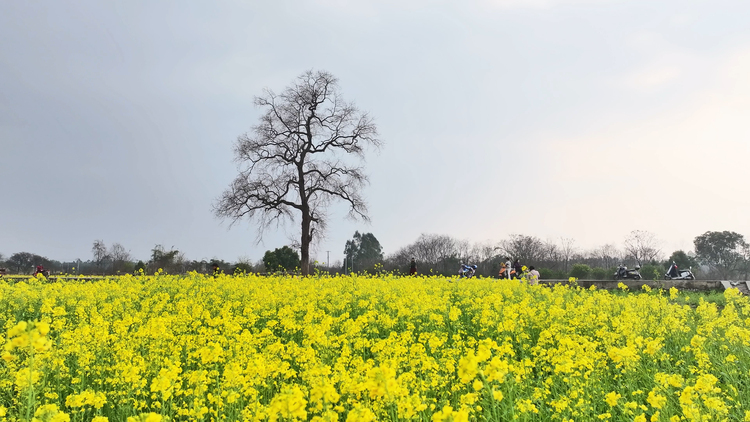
left=326, top=251, right=330, bottom=269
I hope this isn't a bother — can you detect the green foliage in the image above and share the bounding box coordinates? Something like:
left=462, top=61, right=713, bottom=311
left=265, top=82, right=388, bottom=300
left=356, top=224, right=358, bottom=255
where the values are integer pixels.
left=150, top=245, right=182, bottom=274
left=568, top=264, right=592, bottom=279
left=590, top=267, right=608, bottom=280
left=209, top=259, right=232, bottom=274
left=668, top=250, right=697, bottom=270
left=694, top=231, right=748, bottom=278
left=233, top=262, right=253, bottom=275
left=262, top=246, right=300, bottom=272
left=668, top=290, right=726, bottom=308
left=119, top=261, right=135, bottom=274
left=640, top=264, right=662, bottom=281
left=538, top=268, right=567, bottom=279
left=134, top=261, right=147, bottom=274
left=343, top=231, right=384, bottom=273
left=6, top=252, right=50, bottom=274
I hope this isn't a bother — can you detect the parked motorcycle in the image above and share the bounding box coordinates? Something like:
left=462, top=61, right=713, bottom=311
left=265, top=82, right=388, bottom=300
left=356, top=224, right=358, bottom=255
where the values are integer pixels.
left=664, top=262, right=695, bottom=280
left=614, top=265, right=642, bottom=280
left=459, top=264, right=477, bottom=278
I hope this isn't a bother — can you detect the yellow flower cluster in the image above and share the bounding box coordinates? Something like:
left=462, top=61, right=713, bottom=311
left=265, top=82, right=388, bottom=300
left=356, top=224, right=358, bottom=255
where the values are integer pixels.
left=0, top=273, right=748, bottom=421
left=3, top=320, right=51, bottom=361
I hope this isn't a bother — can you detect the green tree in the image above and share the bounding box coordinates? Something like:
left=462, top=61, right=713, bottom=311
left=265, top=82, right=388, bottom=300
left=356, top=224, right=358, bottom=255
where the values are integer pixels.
left=343, top=231, right=384, bottom=273
left=667, top=250, right=697, bottom=270
left=232, top=257, right=254, bottom=275
left=6, top=252, right=49, bottom=274
left=134, top=261, right=147, bottom=274
left=150, top=245, right=184, bottom=274
left=263, top=246, right=300, bottom=272
left=590, top=267, right=608, bottom=280
left=569, top=264, right=591, bottom=279
left=694, top=231, right=748, bottom=279
left=640, top=264, right=662, bottom=281
left=209, top=259, right=232, bottom=274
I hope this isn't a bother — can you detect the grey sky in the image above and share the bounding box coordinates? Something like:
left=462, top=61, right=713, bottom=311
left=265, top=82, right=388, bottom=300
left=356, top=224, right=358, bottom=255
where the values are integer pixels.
left=2, top=0, right=750, bottom=265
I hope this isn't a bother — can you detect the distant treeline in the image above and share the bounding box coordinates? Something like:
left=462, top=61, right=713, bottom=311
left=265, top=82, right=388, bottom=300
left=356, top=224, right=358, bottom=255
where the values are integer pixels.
left=2, top=230, right=749, bottom=280
left=375, top=230, right=750, bottom=281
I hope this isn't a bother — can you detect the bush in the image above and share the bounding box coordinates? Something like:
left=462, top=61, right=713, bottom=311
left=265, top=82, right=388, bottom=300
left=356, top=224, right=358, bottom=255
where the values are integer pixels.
left=233, top=262, right=254, bottom=275
left=640, top=264, right=662, bottom=281
left=590, top=267, right=608, bottom=280
left=569, top=264, right=592, bottom=279
left=538, top=268, right=567, bottom=279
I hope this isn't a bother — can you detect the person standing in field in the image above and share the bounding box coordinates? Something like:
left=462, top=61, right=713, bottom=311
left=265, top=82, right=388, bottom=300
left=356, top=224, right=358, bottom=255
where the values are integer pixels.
left=409, top=258, right=417, bottom=276
left=513, top=259, right=523, bottom=279
left=528, top=266, right=540, bottom=285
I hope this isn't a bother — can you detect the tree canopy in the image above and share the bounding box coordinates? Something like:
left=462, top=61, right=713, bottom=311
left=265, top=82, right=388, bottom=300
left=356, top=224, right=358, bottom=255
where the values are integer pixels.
left=263, top=246, right=300, bottom=272
left=214, top=70, right=381, bottom=275
left=667, top=250, right=697, bottom=270
left=343, top=231, right=384, bottom=273
left=694, top=231, right=748, bottom=279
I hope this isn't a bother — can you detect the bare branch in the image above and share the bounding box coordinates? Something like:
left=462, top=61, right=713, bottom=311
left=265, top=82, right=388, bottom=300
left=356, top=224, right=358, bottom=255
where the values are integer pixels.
left=213, top=70, right=382, bottom=275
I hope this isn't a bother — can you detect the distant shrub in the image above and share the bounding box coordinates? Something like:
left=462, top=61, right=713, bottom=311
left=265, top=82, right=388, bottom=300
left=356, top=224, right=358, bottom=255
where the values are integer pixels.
left=590, top=267, right=608, bottom=280
left=569, top=264, right=592, bottom=279
left=538, top=268, right=567, bottom=279
left=640, top=264, right=662, bottom=281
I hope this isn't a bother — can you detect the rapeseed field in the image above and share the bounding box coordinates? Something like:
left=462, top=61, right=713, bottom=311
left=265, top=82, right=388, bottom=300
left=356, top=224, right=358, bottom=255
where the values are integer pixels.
left=1, top=273, right=749, bottom=422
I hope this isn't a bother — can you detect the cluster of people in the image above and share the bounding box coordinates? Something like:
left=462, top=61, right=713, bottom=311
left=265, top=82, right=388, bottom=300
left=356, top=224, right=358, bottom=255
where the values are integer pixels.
left=498, top=257, right=540, bottom=285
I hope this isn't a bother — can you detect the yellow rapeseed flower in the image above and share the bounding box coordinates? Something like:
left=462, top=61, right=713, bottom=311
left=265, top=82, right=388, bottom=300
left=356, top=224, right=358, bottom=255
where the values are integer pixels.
left=605, top=392, right=621, bottom=407
left=646, top=391, right=667, bottom=409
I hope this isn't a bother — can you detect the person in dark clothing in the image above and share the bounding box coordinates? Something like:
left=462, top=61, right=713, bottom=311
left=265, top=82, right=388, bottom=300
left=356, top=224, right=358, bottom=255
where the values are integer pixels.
left=409, top=258, right=417, bottom=276
left=34, top=265, right=50, bottom=278
left=513, top=259, right=523, bottom=279
left=212, top=263, right=221, bottom=277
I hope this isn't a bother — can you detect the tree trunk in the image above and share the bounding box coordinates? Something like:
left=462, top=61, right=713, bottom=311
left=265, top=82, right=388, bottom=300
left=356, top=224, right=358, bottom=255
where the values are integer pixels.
left=301, top=215, right=311, bottom=276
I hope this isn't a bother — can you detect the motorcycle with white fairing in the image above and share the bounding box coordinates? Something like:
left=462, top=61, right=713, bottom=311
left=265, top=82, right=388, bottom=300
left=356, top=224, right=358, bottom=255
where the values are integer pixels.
left=459, top=264, right=477, bottom=278
left=664, top=262, right=695, bottom=280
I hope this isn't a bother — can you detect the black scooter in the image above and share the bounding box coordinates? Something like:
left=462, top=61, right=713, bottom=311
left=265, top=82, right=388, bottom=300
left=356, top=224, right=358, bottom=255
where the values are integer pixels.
left=614, top=265, right=642, bottom=280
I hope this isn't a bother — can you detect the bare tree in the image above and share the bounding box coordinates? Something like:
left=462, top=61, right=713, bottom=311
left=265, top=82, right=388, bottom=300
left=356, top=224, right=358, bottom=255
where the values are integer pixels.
left=589, top=244, right=622, bottom=269
left=92, top=240, right=109, bottom=275
left=558, top=237, right=577, bottom=273
left=471, top=241, right=500, bottom=275
left=623, top=230, right=662, bottom=265
left=455, top=239, right=472, bottom=263
left=387, top=234, right=462, bottom=274
left=214, top=70, right=381, bottom=275
left=500, top=234, right=547, bottom=264
left=414, top=234, right=459, bottom=272
left=109, top=243, right=132, bottom=273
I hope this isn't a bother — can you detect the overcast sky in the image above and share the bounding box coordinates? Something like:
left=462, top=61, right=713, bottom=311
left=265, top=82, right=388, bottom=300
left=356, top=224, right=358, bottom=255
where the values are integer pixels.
left=2, top=0, right=750, bottom=265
